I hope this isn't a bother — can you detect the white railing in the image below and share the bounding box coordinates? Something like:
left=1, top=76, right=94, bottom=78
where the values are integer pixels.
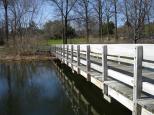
left=51, top=44, right=154, bottom=115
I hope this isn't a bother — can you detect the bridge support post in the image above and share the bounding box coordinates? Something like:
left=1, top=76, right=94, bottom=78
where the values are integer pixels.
left=102, top=45, right=111, bottom=103
left=133, top=46, right=143, bottom=115
left=77, top=45, right=80, bottom=74
left=86, top=45, right=91, bottom=81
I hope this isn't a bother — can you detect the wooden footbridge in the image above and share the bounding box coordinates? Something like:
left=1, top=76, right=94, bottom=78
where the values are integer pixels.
left=50, top=44, right=154, bottom=115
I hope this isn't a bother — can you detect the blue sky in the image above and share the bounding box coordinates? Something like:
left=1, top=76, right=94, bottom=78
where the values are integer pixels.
left=37, top=1, right=125, bottom=28
left=35, top=2, right=55, bottom=27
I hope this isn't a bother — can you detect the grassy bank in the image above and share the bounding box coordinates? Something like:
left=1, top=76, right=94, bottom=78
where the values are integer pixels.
left=47, top=38, right=87, bottom=45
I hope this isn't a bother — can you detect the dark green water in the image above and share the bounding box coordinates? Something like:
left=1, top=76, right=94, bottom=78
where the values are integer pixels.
left=0, top=61, right=131, bottom=115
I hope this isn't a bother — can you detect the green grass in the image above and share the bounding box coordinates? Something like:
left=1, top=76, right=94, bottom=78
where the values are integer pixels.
left=48, top=39, right=63, bottom=45
left=144, top=23, right=154, bottom=35
left=67, top=38, right=87, bottom=44
left=47, top=38, right=87, bottom=45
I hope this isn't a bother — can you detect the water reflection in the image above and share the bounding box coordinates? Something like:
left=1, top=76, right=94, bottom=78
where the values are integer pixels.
left=55, top=60, right=131, bottom=115
left=0, top=61, right=131, bottom=115
left=0, top=61, right=75, bottom=115
left=57, top=70, right=99, bottom=115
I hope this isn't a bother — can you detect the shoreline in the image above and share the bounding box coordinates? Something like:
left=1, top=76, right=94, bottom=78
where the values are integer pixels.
left=0, top=54, right=56, bottom=62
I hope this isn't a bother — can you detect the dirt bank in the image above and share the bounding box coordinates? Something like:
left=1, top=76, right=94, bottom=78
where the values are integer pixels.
left=0, top=54, right=56, bottom=62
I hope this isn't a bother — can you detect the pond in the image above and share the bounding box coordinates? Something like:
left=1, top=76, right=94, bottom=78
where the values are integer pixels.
left=0, top=61, right=131, bottom=115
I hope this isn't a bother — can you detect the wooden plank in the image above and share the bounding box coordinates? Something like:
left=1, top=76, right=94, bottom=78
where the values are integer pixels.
left=142, top=82, right=154, bottom=96
left=108, top=87, right=134, bottom=111
left=90, top=76, right=102, bottom=89
left=143, top=45, right=154, bottom=62
left=138, top=98, right=154, bottom=114
left=108, top=69, right=134, bottom=86
left=141, top=108, right=154, bottom=115
left=108, top=55, right=154, bottom=69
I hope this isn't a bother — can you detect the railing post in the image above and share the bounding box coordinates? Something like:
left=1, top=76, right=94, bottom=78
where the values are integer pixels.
left=56, top=45, right=58, bottom=58
left=67, top=45, right=69, bottom=65
left=71, top=45, right=74, bottom=71
left=61, top=45, right=63, bottom=62
left=57, top=45, right=59, bottom=58
left=77, top=45, right=80, bottom=74
left=63, top=45, right=65, bottom=63
left=86, top=45, right=91, bottom=81
left=60, top=45, right=62, bottom=61
left=53, top=46, right=55, bottom=55
left=118, top=56, right=121, bottom=64
left=133, top=46, right=143, bottom=115
left=102, top=45, right=111, bottom=102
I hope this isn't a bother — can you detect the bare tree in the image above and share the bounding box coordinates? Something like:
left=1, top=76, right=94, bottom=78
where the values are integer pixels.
left=104, top=0, right=114, bottom=40
left=122, top=0, right=131, bottom=39
left=113, top=0, right=118, bottom=40
left=83, top=0, right=89, bottom=43
left=50, top=0, right=77, bottom=44
left=6, top=0, right=42, bottom=52
left=2, top=0, right=9, bottom=42
left=74, top=0, right=91, bottom=43
left=92, top=0, right=104, bottom=41
left=123, top=0, right=152, bottom=43
left=145, top=0, right=152, bottom=36
left=0, top=1, right=4, bottom=44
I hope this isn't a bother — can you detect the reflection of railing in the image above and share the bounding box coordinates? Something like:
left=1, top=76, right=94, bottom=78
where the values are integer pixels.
left=51, top=44, right=154, bottom=115
left=54, top=63, right=100, bottom=115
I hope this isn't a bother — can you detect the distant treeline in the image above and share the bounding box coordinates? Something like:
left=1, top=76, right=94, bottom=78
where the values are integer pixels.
left=0, top=0, right=154, bottom=45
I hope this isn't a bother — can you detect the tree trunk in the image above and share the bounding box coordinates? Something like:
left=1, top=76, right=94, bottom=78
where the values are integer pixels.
left=62, top=14, right=65, bottom=44
left=4, top=4, right=9, bottom=42
left=0, top=22, right=4, bottom=44
left=85, top=0, right=89, bottom=43
left=114, top=0, right=118, bottom=41
left=147, top=15, right=151, bottom=37
left=107, top=16, right=110, bottom=41
left=124, top=0, right=130, bottom=39
left=98, top=0, right=102, bottom=42
left=64, top=16, right=68, bottom=44
left=64, top=0, right=68, bottom=44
